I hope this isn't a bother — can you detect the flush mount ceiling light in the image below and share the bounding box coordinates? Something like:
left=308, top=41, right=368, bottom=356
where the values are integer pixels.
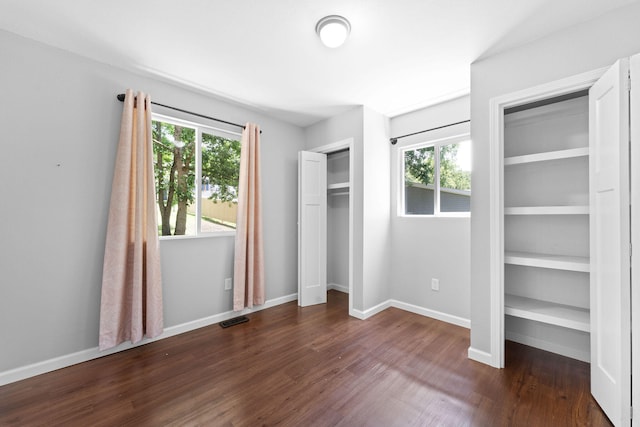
left=316, top=15, right=351, bottom=48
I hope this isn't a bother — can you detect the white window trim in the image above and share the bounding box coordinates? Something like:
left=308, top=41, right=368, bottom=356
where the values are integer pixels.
left=152, top=113, right=242, bottom=240
left=398, top=132, right=471, bottom=218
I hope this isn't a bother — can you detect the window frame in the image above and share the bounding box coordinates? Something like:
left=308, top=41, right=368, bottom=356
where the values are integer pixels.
left=152, top=113, right=243, bottom=239
left=399, top=132, right=471, bottom=218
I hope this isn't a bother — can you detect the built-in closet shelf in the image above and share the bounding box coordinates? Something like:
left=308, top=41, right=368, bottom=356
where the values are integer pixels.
left=504, top=206, right=589, bottom=215
left=327, top=182, right=349, bottom=196
left=504, top=251, right=590, bottom=272
left=327, top=182, right=350, bottom=190
left=504, top=147, right=589, bottom=166
left=505, top=294, right=590, bottom=332
left=328, top=182, right=350, bottom=196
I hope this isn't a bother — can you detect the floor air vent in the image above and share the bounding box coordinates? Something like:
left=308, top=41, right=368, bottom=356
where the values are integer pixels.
left=219, top=316, right=249, bottom=328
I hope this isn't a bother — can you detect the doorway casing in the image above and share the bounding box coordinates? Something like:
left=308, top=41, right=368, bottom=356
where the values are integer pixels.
left=482, top=67, right=607, bottom=368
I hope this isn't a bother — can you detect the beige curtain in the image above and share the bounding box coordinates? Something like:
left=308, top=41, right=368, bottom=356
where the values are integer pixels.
left=233, top=123, right=265, bottom=311
left=99, top=89, right=163, bottom=350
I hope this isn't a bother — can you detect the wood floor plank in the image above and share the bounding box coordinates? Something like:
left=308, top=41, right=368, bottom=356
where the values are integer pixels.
left=0, top=291, right=612, bottom=426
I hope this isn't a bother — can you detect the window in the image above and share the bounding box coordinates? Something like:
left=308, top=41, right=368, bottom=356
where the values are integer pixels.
left=152, top=114, right=241, bottom=237
left=402, top=135, right=471, bottom=216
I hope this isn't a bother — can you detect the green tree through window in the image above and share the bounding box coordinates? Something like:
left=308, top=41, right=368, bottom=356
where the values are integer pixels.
left=404, top=144, right=470, bottom=191
left=439, top=143, right=471, bottom=191
left=152, top=119, right=241, bottom=236
left=404, top=145, right=435, bottom=188
left=201, top=133, right=241, bottom=203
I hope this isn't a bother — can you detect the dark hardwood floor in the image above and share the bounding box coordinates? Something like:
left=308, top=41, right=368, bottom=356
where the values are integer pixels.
left=0, top=291, right=611, bottom=426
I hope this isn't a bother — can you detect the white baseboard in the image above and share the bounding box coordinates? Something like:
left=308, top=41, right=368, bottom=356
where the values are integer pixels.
left=361, top=300, right=392, bottom=319
left=0, top=293, right=298, bottom=387
left=505, top=331, right=590, bottom=363
left=350, top=298, right=471, bottom=330
left=349, top=309, right=365, bottom=319
left=328, top=283, right=349, bottom=293
left=390, top=300, right=470, bottom=329
left=467, top=347, right=496, bottom=366
left=350, top=299, right=391, bottom=320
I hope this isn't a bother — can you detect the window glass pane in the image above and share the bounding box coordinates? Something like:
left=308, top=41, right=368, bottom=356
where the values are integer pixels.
left=200, top=132, right=241, bottom=232
left=404, top=146, right=435, bottom=215
left=152, top=120, right=196, bottom=236
left=439, top=140, right=471, bottom=213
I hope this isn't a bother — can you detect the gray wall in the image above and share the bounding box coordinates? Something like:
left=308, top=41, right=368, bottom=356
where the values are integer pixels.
left=389, top=96, right=471, bottom=322
left=362, top=107, right=391, bottom=309
left=469, top=2, right=640, bottom=357
left=0, top=30, right=303, bottom=373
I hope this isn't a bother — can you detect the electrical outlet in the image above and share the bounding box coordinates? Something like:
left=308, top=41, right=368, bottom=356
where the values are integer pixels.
left=224, top=278, right=232, bottom=291
left=431, top=278, right=439, bottom=291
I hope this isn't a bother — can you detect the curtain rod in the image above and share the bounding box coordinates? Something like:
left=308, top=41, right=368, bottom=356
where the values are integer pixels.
left=389, top=119, right=470, bottom=145
left=116, top=93, right=260, bottom=133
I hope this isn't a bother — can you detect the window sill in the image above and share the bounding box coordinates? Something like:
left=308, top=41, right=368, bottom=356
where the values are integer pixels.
left=398, top=213, right=471, bottom=219
left=159, top=231, right=236, bottom=241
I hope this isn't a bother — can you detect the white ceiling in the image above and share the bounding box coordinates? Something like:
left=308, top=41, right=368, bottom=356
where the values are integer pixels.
left=0, top=0, right=635, bottom=126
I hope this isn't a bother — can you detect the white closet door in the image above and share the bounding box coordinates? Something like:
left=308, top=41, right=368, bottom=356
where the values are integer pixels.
left=589, top=58, right=631, bottom=426
left=298, top=151, right=327, bottom=307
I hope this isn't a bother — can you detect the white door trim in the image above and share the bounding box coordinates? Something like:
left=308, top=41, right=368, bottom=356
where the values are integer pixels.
left=630, top=53, right=640, bottom=424
left=487, top=67, right=607, bottom=368
left=310, top=138, right=355, bottom=318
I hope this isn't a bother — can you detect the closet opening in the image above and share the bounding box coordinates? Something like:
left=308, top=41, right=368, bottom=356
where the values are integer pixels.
left=502, top=90, right=590, bottom=363
left=327, top=149, right=350, bottom=297
left=298, top=138, right=354, bottom=315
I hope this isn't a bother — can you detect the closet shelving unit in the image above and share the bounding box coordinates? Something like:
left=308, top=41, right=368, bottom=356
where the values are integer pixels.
left=503, top=94, right=590, bottom=360
left=326, top=150, right=350, bottom=294
left=327, top=150, right=350, bottom=197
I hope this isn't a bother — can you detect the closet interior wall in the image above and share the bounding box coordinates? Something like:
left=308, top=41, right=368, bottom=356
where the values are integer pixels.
left=327, top=150, right=350, bottom=293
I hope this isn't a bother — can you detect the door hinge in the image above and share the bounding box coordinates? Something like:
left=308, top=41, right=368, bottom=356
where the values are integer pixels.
left=630, top=405, right=633, bottom=420
left=627, top=71, right=632, bottom=92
